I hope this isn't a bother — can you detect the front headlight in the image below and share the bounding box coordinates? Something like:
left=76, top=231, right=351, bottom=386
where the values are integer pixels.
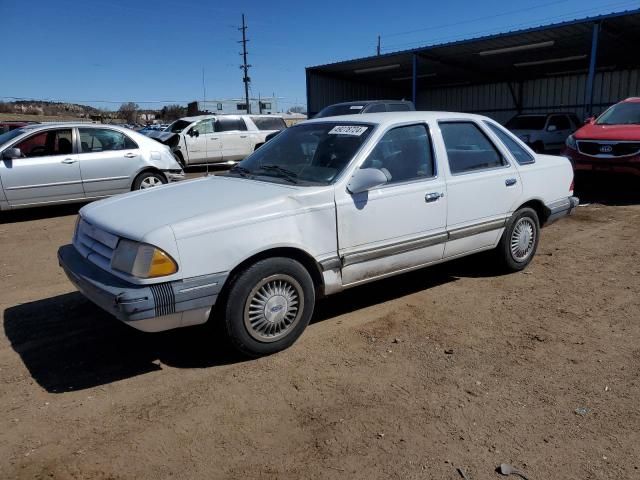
left=111, top=239, right=178, bottom=278
left=565, top=134, right=577, bottom=150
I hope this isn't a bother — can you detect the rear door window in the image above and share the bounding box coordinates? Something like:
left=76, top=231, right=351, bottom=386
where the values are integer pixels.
left=250, top=116, right=286, bottom=130
left=78, top=128, right=137, bottom=153
left=439, top=122, right=506, bottom=174
left=216, top=117, right=248, bottom=132
left=548, top=115, right=570, bottom=131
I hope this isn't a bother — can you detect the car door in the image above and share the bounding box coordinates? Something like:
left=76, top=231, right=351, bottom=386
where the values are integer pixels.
left=437, top=120, right=522, bottom=259
left=545, top=115, right=572, bottom=150
left=77, top=127, right=141, bottom=197
left=336, top=123, right=447, bottom=286
left=0, top=127, right=84, bottom=207
left=183, top=119, right=219, bottom=164
left=217, top=117, right=252, bottom=161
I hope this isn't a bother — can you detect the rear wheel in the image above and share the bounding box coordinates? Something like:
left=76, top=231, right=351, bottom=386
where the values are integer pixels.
left=133, top=171, right=166, bottom=190
left=496, top=207, right=540, bottom=271
left=223, top=257, right=315, bottom=357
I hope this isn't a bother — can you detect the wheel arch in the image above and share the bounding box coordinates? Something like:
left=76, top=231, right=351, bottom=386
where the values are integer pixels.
left=220, top=246, right=325, bottom=300
left=514, top=198, right=548, bottom=225
left=131, top=167, right=167, bottom=190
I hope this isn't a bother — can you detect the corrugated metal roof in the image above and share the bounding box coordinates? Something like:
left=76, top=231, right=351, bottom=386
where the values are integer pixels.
left=307, top=8, right=640, bottom=71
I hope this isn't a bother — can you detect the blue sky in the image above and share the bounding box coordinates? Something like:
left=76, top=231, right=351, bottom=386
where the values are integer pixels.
left=2, top=0, right=638, bottom=111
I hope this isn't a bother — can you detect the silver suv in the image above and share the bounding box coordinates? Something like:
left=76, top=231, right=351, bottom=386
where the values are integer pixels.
left=0, top=123, right=184, bottom=211
left=506, top=113, right=581, bottom=152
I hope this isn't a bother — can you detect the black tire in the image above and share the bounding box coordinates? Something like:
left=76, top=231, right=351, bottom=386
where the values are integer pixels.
left=132, top=171, right=166, bottom=190
left=223, top=257, right=315, bottom=357
left=496, top=207, right=540, bottom=272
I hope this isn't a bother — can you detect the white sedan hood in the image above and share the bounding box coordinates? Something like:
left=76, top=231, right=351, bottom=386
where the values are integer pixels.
left=80, top=176, right=320, bottom=241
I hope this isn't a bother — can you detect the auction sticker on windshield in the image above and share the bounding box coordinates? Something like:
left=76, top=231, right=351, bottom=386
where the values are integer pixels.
left=328, top=125, right=369, bottom=136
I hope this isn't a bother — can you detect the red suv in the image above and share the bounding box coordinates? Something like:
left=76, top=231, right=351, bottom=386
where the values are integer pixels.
left=563, top=97, right=640, bottom=177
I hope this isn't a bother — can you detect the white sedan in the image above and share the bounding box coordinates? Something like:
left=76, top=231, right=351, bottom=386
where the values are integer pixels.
left=59, top=112, right=578, bottom=356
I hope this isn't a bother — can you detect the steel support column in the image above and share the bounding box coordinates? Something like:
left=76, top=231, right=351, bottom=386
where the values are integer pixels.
left=412, top=53, right=418, bottom=107
left=585, top=21, right=601, bottom=117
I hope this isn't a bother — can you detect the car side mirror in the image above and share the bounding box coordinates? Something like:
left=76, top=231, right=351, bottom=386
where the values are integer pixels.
left=585, top=116, right=596, bottom=124
left=188, top=128, right=199, bottom=138
left=2, top=147, right=22, bottom=160
left=347, top=168, right=389, bottom=194
left=547, top=125, right=557, bottom=132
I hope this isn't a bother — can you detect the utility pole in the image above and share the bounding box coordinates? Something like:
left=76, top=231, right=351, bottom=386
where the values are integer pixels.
left=239, top=14, right=251, bottom=114
left=377, top=35, right=381, bottom=55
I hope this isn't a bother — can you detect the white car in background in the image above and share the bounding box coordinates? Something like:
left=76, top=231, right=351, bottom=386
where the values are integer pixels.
left=59, top=112, right=577, bottom=357
left=163, top=114, right=286, bottom=167
left=506, top=112, right=581, bottom=152
left=0, top=123, right=184, bottom=211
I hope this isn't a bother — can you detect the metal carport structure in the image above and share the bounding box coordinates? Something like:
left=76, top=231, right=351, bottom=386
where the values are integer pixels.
left=306, top=9, right=640, bottom=122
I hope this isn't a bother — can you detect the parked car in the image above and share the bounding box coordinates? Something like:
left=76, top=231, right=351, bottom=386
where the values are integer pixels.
left=315, top=100, right=415, bottom=118
left=0, top=123, right=184, bottom=211
left=506, top=113, right=581, bottom=152
left=161, top=114, right=287, bottom=167
left=0, top=121, right=39, bottom=134
left=563, top=97, right=640, bottom=177
left=58, top=111, right=577, bottom=356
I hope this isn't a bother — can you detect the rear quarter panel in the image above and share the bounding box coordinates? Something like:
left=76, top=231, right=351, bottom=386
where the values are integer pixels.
left=517, top=154, right=574, bottom=207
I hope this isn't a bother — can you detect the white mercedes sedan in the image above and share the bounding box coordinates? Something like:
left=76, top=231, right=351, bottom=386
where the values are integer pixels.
left=59, top=112, right=578, bottom=356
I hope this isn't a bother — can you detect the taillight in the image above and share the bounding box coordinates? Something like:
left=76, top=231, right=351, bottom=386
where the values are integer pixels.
left=570, top=179, right=574, bottom=192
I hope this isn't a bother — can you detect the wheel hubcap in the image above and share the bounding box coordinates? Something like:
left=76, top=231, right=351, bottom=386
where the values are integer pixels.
left=140, top=176, right=161, bottom=189
left=510, top=217, right=536, bottom=262
left=244, top=274, right=304, bottom=342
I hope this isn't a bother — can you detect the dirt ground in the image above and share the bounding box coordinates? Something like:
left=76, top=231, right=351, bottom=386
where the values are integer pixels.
left=0, top=177, right=639, bottom=480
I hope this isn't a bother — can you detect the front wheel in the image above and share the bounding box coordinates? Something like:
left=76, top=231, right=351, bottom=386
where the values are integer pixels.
left=223, top=257, right=315, bottom=357
left=132, top=171, right=166, bottom=190
left=496, top=207, right=540, bottom=271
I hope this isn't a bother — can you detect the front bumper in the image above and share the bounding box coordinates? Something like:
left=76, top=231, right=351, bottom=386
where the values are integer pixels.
left=58, top=244, right=227, bottom=332
left=563, top=148, right=640, bottom=177
left=545, top=196, right=579, bottom=225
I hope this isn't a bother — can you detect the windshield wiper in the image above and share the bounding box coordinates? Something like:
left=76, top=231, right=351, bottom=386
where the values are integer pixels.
left=228, top=165, right=252, bottom=177
left=255, top=164, right=298, bottom=183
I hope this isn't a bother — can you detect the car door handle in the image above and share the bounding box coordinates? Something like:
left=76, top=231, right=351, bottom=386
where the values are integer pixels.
left=505, top=178, right=518, bottom=187
left=124, top=153, right=137, bottom=158
left=425, top=192, right=443, bottom=203
left=240, top=135, right=248, bottom=138
left=61, top=158, right=77, bottom=164
left=211, top=137, right=219, bottom=140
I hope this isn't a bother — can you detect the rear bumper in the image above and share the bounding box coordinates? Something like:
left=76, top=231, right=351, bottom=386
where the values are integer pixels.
left=58, top=244, right=226, bottom=332
left=545, top=196, right=579, bottom=225
left=164, top=170, right=186, bottom=183
left=563, top=148, right=640, bottom=177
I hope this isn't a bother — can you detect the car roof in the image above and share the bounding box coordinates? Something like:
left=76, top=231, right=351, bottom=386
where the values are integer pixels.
left=622, top=97, right=640, bottom=103
left=323, top=100, right=412, bottom=108
left=16, top=122, right=130, bottom=130
left=304, top=111, right=493, bottom=126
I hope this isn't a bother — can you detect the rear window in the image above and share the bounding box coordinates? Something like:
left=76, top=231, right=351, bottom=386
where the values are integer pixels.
left=316, top=104, right=364, bottom=118
left=506, top=116, right=546, bottom=130
left=250, top=116, right=286, bottom=131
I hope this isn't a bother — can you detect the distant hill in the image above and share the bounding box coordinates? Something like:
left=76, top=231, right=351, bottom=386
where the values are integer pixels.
left=0, top=100, right=103, bottom=118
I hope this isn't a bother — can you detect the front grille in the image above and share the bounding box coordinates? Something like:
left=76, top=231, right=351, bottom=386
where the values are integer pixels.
left=150, top=283, right=176, bottom=316
left=577, top=141, right=640, bottom=157
left=74, top=219, right=120, bottom=271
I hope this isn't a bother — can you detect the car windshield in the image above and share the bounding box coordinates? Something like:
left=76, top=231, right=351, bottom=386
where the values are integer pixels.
left=227, top=122, right=374, bottom=185
left=316, top=104, right=365, bottom=118
left=166, top=120, right=191, bottom=133
left=0, top=128, right=26, bottom=147
left=596, top=102, right=640, bottom=125
left=505, top=116, right=546, bottom=130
